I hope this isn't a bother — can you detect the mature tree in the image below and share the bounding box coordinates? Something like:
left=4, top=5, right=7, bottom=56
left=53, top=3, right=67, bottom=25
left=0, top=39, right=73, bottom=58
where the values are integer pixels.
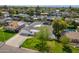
left=27, top=8, right=34, bottom=16
left=35, top=6, right=41, bottom=16
left=0, top=11, right=3, bottom=16
left=9, top=9, right=16, bottom=14
left=61, top=17, right=65, bottom=21
left=35, top=27, right=50, bottom=52
left=52, top=20, right=68, bottom=39
left=67, top=20, right=77, bottom=29
left=36, top=26, right=50, bottom=40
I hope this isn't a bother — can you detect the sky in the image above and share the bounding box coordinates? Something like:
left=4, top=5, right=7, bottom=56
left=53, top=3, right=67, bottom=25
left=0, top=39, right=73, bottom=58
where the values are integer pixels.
left=0, top=0, right=79, bottom=6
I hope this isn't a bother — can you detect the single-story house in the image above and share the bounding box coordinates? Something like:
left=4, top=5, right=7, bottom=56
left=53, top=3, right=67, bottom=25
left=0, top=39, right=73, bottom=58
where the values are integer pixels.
left=33, top=24, right=42, bottom=28
left=20, top=29, right=39, bottom=36
left=65, top=32, right=79, bottom=43
left=1, top=11, right=10, bottom=17
left=0, top=17, right=12, bottom=25
left=4, top=21, right=25, bottom=32
left=75, top=19, right=79, bottom=24
left=47, top=16, right=53, bottom=21
left=40, top=13, right=48, bottom=16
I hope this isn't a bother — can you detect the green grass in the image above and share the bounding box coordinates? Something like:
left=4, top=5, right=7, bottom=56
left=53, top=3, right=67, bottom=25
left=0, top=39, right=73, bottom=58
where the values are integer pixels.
left=21, top=38, right=79, bottom=53
left=47, top=40, right=63, bottom=53
left=21, top=38, right=64, bottom=52
left=70, top=46, right=79, bottom=53
left=0, top=29, right=16, bottom=42
left=21, top=38, right=41, bottom=50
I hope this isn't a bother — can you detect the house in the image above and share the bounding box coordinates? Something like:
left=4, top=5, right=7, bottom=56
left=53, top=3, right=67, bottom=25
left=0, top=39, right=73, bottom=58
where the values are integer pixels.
left=51, top=10, right=62, bottom=16
left=4, top=21, right=25, bottom=32
left=1, top=11, right=10, bottom=17
left=61, top=12, right=70, bottom=17
left=0, top=17, right=12, bottom=25
left=20, top=28, right=39, bottom=36
left=32, top=15, right=47, bottom=20
left=65, top=32, right=79, bottom=43
left=75, top=19, right=79, bottom=24
left=12, top=13, right=30, bottom=20
left=47, top=16, right=53, bottom=20
left=12, top=14, right=20, bottom=20
left=40, top=13, right=48, bottom=16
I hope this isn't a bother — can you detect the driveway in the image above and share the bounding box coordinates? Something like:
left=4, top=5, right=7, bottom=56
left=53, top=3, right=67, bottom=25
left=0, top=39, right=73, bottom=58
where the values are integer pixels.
left=6, top=33, right=31, bottom=47
left=1, top=22, right=43, bottom=52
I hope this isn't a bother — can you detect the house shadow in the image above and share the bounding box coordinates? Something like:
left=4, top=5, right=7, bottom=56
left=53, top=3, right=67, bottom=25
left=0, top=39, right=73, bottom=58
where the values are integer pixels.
left=4, top=30, right=16, bottom=34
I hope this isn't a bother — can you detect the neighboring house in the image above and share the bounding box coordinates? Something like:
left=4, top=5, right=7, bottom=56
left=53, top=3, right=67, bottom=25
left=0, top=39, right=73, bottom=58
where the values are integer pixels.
left=18, top=13, right=30, bottom=17
left=4, top=21, right=25, bottom=32
left=40, top=13, right=48, bottom=16
left=20, top=22, right=41, bottom=36
left=12, top=13, right=30, bottom=21
left=75, top=19, right=79, bottom=24
left=65, top=32, right=79, bottom=43
left=1, top=11, right=10, bottom=17
left=20, top=29, right=39, bottom=36
left=51, top=10, right=62, bottom=16
left=61, top=12, right=70, bottom=17
left=0, top=17, right=13, bottom=25
left=47, top=16, right=53, bottom=20
left=0, top=18, right=6, bottom=24
left=12, top=14, right=20, bottom=20
left=32, top=15, right=46, bottom=20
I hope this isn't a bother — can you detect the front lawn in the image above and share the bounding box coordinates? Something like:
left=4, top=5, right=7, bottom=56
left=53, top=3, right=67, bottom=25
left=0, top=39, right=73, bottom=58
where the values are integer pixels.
left=21, top=37, right=79, bottom=53
left=0, top=29, right=16, bottom=42
left=21, top=38, right=64, bottom=52
left=46, top=40, right=63, bottom=53
left=21, top=38, right=41, bottom=50
left=70, top=46, right=79, bottom=53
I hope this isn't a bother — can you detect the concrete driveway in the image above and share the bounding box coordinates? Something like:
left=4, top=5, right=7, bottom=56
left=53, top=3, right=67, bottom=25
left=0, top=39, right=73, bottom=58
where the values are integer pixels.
left=1, top=22, right=42, bottom=52
left=6, top=33, right=31, bottom=47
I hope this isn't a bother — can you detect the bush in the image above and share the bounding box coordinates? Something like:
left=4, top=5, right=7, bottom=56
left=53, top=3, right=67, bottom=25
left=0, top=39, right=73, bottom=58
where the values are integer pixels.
left=63, top=45, right=72, bottom=53
left=60, top=36, right=70, bottom=44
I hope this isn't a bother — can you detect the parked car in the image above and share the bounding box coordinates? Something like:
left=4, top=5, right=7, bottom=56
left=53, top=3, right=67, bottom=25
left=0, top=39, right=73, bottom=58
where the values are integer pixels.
left=20, top=30, right=34, bottom=36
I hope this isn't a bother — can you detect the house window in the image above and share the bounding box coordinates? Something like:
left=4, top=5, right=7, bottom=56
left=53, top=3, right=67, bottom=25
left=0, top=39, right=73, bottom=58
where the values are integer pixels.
left=71, top=39, right=79, bottom=43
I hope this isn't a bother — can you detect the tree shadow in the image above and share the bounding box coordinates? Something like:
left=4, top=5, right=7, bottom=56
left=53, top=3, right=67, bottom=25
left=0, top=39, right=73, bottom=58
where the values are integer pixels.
left=63, top=45, right=72, bottom=53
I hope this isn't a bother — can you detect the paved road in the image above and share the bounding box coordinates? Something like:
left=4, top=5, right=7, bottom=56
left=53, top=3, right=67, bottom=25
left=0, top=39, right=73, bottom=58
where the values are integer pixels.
left=0, top=45, right=39, bottom=53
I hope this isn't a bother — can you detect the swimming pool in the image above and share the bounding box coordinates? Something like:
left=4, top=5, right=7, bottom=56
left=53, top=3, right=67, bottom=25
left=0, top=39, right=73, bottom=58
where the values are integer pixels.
left=64, top=29, right=76, bottom=32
